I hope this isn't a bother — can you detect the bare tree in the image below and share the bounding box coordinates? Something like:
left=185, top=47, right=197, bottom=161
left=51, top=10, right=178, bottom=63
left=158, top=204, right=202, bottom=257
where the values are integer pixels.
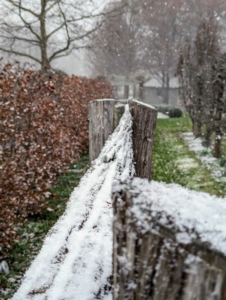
left=87, top=0, right=146, bottom=77
left=141, top=0, right=183, bottom=104
left=0, top=0, right=124, bottom=71
left=142, top=0, right=226, bottom=104
left=177, top=16, right=226, bottom=157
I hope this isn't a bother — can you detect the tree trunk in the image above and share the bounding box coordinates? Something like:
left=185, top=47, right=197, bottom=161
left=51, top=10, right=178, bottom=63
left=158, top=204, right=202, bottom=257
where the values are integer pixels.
left=193, top=122, right=202, bottom=138
left=138, top=77, right=144, bottom=101
left=40, top=0, right=51, bottom=72
left=202, top=126, right=212, bottom=148
left=163, top=71, right=170, bottom=104
left=213, top=73, right=224, bottom=158
left=214, top=136, right=222, bottom=158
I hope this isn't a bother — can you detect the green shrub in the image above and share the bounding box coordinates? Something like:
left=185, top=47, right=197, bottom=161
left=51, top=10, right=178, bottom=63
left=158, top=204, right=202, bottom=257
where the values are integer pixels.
left=155, top=106, right=183, bottom=118
left=169, top=108, right=183, bottom=118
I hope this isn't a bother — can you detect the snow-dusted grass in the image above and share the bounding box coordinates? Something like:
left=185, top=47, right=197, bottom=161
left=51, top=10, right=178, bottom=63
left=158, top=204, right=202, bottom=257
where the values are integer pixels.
left=176, top=157, right=199, bottom=171
left=181, top=132, right=226, bottom=183
left=12, top=106, right=134, bottom=300
left=152, top=117, right=226, bottom=197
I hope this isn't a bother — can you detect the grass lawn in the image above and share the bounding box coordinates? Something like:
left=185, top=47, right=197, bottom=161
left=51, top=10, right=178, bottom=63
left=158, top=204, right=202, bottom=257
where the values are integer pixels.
left=0, top=154, right=89, bottom=299
left=152, top=116, right=226, bottom=197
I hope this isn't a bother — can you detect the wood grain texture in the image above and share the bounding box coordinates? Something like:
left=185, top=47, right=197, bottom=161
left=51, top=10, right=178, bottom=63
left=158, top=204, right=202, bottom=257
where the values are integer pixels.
left=112, top=181, right=226, bottom=300
left=129, top=100, right=157, bottom=181
left=89, top=99, right=127, bottom=163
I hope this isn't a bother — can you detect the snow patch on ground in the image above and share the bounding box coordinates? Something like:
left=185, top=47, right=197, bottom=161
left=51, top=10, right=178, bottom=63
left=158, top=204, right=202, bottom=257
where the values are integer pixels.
left=181, top=132, right=226, bottom=183
left=176, top=158, right=199, bottom=171
left=12, top=105, right=134, bottom=300
left=157, top=112, right=169, bottom=119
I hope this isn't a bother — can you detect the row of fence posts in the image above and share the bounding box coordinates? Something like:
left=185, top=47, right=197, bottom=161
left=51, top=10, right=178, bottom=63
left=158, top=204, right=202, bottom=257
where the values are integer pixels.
left=89, top=99, right=226, bottom=300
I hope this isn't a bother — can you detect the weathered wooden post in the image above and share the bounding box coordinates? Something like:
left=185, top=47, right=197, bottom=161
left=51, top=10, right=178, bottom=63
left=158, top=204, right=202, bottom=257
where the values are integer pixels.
left=112, top=179, right=226, bottom=300
left=129, top=99, right=157, bottom=181
left=89, top=99, right=127, bottom=163
left=89, top=99, right=157, bottom=175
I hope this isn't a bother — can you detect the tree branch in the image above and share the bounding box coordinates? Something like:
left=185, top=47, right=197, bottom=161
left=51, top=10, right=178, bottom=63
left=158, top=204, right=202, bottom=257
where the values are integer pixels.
left=0, top=47, right=41, bottom=63
left=6, top=0, right=40, bottom=18
left=46, top=22, right=66, bottom=40
left=18, top=7, right=41, bottom=41
left=49, top=2, right=71, bottom=62
left=0, top=34, right=39, bottom=45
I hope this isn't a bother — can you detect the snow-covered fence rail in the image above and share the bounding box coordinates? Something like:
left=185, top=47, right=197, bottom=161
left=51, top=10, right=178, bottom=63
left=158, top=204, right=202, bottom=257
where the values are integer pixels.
left=112, top=178, right=226, bottom=300
left=12, top=100, right=158, bottom=299
left=89, top=99, right=157, bottom=180
left=89, top=99, right=127, bottom=163
left=12, top=106, right=135, bottom=300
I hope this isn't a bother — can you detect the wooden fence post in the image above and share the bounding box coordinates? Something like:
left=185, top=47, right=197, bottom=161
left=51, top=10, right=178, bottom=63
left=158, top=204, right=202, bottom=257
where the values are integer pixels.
left=129, top=99, right=157, bottom=181
left=112, top=179, right=226, bottom=300
left=89, top=99, right=127, bottom=163
left=89, top=99, right=157, bottom=178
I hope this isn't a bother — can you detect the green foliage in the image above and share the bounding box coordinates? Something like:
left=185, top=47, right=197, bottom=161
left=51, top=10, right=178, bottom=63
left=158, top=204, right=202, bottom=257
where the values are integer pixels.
left=169, top=107, right=183, bottom=118
left=155, top=105, right=173, bottom=114
left=156, top=105, right=183, bottom=118
left=200, top=150, right=209, bottom=156
left=219, top=157, right=226, bottom=167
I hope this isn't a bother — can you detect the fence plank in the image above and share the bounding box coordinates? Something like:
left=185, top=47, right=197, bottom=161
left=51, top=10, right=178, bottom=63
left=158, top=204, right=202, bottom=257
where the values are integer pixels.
left=89, top=99, right=157, bottom=179
left=112, top=179, right=226, bottom=300
left=89, top=99, right=127, bottom=163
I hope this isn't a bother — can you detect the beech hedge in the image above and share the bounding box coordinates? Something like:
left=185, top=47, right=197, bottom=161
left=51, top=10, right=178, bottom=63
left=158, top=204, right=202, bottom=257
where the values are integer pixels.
left=0, top=62, right=113, bottom=255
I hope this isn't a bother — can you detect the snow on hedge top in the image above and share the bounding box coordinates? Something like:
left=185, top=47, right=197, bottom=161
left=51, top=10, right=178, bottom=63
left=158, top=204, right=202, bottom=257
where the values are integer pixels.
left=12, top=105, right=134, bottom=300
left=114, top=178, right=226, bottom=256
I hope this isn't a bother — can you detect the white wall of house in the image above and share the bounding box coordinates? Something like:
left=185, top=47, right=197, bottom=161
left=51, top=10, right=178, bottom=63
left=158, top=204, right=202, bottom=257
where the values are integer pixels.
left=144, top=87, right=179, bottom=106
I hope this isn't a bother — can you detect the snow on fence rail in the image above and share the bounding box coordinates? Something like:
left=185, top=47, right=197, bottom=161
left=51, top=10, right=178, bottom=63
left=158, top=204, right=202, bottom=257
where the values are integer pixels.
left=89, top=99, right=157, bottom=180
left=14, top=98, right=226, bottom=299
left=112, top=178, right=226, bottom=300
left=12, top=105, right=135, bottom=300
left=12, top=99, right=157, bottom=300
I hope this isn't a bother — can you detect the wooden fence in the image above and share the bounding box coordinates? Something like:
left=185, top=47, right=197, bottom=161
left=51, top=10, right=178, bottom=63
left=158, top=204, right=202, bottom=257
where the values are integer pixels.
left=90, top=98, right=226, bottom=300
left=89, top=98, right=157, bottom=180
left=112, top=179, right=226, bottom=300
left=12, top=98, right=226, bottom=300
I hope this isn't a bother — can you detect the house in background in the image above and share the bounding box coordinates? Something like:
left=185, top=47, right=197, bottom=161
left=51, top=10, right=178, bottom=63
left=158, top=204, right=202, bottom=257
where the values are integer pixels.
left=143, top=77, right=179, bottom=106
left=100, top=74, right=140, bottom=98
left=98, top=74, right=180, bottom=107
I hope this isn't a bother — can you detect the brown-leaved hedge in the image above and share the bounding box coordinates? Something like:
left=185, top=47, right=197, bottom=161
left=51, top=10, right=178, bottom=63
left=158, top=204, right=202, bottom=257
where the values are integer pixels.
left=0, top=62, right=112, bottom=255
